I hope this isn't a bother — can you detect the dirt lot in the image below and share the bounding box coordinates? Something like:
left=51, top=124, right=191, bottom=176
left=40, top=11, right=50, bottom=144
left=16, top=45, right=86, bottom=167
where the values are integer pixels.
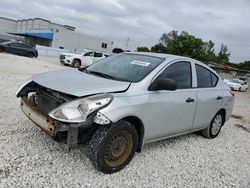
left=0, top=53, right=250, bottom=187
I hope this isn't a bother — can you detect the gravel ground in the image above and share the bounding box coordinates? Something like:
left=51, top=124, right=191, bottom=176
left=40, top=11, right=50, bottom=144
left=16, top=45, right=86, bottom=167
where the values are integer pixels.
left=0, top=53, right=250, bottom=188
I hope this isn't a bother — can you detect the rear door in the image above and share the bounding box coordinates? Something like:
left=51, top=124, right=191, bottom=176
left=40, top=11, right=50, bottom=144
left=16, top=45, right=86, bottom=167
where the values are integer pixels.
left=8, top=43, right=30, bottom=55
left=192, top=64, right=222, bottom=129
left=8, top=42, right=21, bottom=54
left=146, top=61, right=197, bottom=140
left=15, top=43, right=30, bottom=55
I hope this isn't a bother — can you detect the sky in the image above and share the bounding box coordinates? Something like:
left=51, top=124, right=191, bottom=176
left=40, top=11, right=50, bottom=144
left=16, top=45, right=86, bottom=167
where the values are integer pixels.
left=0, top=0, right=250, bottom=63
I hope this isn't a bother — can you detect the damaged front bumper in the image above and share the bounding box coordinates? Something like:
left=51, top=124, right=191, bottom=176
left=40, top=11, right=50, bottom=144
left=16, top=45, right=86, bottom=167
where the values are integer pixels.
left=21, top=97, right=58, bottom=137
left=20, top=97, right=112, bottom=150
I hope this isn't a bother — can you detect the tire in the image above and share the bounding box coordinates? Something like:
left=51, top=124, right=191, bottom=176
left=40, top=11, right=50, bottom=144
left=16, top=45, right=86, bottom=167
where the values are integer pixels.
left=27, top=52, right=34, bottom=58
left=87, top=120, right=138, bottom=174
left=201, top=112, right=223, bottom=139
left=239, top=87, right=241, bottom=91
left=0, top=47, right=3, bottom=53
left=72, top=59, right=81, bottom=68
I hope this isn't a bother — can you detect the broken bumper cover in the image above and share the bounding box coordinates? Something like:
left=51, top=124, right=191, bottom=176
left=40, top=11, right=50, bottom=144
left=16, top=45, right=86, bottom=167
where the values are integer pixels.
left=20, top=98, right=58, bottom=137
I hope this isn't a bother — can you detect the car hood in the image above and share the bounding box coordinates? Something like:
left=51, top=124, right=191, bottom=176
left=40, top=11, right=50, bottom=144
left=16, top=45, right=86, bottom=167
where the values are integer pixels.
left=32, top=70, right=130, bottom=97
left=60, top=52, right=78, bottom=56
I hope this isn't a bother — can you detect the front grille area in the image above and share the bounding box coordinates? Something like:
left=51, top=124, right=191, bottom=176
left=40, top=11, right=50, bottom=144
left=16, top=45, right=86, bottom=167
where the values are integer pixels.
left=60, top=54, right=65, bottom=60
left=36, top=92, right=64, bottom=115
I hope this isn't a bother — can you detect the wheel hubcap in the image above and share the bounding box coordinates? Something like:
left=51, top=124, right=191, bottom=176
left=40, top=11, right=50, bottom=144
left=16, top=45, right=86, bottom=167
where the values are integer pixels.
left=211, top=115, right=222, bottom=135
left=104, top=131, right=133, bottom=167
left=74, top=61, right=80, bottom=67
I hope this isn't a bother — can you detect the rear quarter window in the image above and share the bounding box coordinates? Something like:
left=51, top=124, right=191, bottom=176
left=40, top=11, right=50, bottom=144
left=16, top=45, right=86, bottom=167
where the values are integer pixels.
left=195, top=64, right=218, bottom=88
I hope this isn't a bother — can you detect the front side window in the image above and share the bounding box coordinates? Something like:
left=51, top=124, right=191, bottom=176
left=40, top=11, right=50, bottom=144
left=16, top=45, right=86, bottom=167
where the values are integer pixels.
left=196, top=64, right=218, bottom=88
left=84, top=51, right=93, bottom=56
left=19, top=43, right=30, bottom=48
left=85, top=53, right=164, bottom=82
left=157, top=61, right=192, bottom=89
left=9, top=43, right=20, bottom=47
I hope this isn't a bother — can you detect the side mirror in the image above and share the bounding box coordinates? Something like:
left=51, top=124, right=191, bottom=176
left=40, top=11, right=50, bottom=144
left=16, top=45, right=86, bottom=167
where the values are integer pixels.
left=148, top=78, right=177, bottom=91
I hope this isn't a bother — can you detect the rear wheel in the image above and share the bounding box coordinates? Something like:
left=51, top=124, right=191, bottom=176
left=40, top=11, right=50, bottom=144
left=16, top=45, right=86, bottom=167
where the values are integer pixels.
left=0, top=47, right=3, bottom=53
left=87, top=120, right=138, bottom=174
left=72, top=59, right=81, bottom=68
left=201, top=112, right=223, bottom=139
left=27, top=52, right=34, bottom=58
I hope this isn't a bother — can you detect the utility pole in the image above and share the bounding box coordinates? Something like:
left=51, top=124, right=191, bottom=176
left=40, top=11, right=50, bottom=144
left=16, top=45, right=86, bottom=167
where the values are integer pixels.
left=125, top=37, right=129, bottom=52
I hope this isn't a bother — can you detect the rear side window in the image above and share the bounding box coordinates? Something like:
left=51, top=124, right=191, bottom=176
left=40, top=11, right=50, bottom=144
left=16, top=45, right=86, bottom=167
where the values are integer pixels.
left=195, top=64, right=218, bottom=88
left=158, top=61, right=192, bottom=89
left=94, top=52, right=103, bottom=57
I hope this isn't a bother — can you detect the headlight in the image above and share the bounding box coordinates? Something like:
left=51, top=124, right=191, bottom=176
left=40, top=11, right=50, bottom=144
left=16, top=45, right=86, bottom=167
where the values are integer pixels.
left=49, top=94, right=113, bottom=123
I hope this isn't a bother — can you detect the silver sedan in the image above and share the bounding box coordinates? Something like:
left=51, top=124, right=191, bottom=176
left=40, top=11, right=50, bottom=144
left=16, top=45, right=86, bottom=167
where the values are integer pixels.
left=16, top=52, right=234, bottom=173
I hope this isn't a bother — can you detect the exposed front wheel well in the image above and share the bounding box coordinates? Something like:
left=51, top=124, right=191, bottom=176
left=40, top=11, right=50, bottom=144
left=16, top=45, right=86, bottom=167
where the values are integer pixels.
left=122, top=116, right=145, bottom=152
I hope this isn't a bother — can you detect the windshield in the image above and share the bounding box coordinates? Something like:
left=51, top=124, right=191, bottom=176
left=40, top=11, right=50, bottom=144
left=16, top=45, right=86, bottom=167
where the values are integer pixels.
left=72, top=49, right=87, bottom=54
left=231, top=80, right=241, bottom=84
left=84, top=53, right=164, bottom=82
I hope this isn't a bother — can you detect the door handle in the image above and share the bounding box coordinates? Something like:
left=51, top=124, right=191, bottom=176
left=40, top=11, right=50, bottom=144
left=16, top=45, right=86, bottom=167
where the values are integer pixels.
left=216, top=96, right=223, bottom=100
left=186, top=97, right=195, bottom=103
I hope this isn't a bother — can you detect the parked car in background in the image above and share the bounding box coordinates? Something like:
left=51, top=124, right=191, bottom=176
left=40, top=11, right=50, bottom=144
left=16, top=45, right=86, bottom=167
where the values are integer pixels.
left=59, top=49, right=109, bottom=68
left=16, top=52, right=234, bottom=173
left=223, top=79, right=230, bottom=84
left=0, top=41, right=38, bottom=58
left=225, top=79, right=248, bottom=91
left=239, top=77, right=248, bottom=83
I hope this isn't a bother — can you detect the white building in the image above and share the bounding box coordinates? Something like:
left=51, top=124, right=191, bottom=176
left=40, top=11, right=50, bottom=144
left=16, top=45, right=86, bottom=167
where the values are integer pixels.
left=0, top=17, right=113, bottom=53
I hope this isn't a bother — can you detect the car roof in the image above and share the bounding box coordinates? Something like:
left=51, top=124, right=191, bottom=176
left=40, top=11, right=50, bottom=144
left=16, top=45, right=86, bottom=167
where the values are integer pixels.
left=124, top=52, right=219, bottom=76
left=125, top=52, right=183, bottom=59
left=1, top=41, right=30, bottom=45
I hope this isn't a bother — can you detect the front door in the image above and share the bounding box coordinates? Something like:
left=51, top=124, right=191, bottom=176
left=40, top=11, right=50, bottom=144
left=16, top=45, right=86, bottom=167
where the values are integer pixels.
left=146, top=61, right=197, bottom=140
left=82, top=51, right=94, bottom=66
left=93, top=52, right=104, bottom=62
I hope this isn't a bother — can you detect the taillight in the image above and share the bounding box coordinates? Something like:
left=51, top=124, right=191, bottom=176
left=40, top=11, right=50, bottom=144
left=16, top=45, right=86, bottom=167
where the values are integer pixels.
left=229, top=90, right=235, bottom=97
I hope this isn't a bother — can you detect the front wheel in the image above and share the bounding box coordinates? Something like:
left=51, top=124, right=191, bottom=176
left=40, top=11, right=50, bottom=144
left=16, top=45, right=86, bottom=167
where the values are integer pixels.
left=201, top=112, right=223, bottom=139
left=72, top=59, right=81, bottom=68
left=87, top=120, right=138, bottom=174
left=0, top=47, right=3, bottom=53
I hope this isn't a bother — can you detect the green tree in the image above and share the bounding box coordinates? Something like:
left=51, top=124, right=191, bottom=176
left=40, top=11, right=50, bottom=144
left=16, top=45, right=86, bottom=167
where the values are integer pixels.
left=153, top=31, right=206, bottom=59
left=218, top=44, right=230, bottom=64
left=151, top=43, right=168, bottom=53
left=237, top=60, right=250, bottom=70
left=136, top=47, right=150, bottom=52
left=151, top=30, right=231, bottom=64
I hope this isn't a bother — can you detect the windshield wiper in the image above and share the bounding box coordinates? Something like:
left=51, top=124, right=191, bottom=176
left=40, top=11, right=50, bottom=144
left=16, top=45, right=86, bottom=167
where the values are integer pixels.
left=85, top=70, right=130, bottom=82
